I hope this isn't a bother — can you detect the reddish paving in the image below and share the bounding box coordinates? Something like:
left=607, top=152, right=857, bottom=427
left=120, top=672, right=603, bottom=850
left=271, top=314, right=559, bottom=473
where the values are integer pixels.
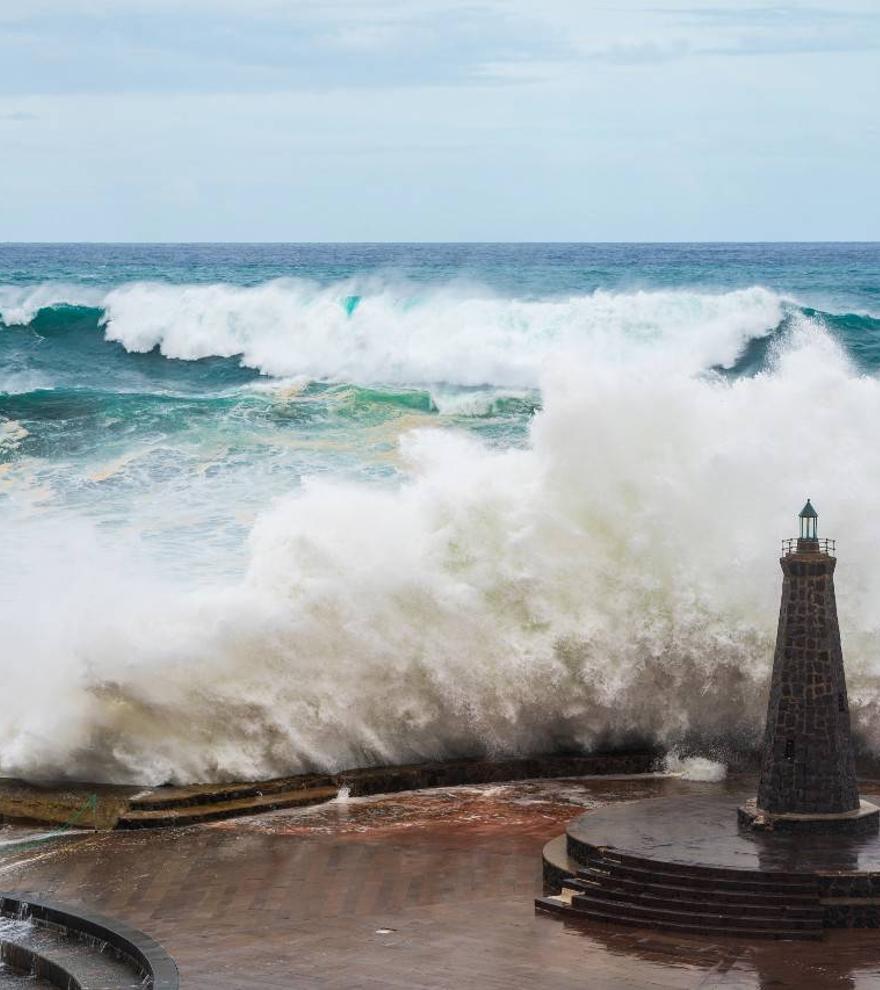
left=2, top=775, right=880, bottom=989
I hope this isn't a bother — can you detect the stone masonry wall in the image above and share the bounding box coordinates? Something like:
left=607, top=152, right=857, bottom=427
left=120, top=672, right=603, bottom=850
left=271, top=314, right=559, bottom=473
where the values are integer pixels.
left=756, top=553, right=860, bottom=815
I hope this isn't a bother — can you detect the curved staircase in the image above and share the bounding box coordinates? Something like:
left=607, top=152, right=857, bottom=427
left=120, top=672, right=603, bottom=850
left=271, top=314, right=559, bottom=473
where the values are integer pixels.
left=0, top=894, right=178, bottom=989
left=537, top=845, right=824, bottom=940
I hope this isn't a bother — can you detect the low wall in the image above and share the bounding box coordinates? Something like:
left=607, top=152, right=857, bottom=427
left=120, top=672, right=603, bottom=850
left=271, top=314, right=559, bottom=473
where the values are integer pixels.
left=0, top=750, right=660, bottom=830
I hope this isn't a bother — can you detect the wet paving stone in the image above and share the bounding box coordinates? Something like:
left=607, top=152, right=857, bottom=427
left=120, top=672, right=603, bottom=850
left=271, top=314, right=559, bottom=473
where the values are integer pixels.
left=2, top=774, right=880, bottom=989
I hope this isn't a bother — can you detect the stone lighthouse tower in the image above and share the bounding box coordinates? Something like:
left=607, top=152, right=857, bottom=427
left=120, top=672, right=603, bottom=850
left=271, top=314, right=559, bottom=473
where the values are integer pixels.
left=740, top=500, right=879, bottom=833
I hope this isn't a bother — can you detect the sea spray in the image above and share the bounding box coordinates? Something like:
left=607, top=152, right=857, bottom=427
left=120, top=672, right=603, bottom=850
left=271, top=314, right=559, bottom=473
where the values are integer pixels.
left=3, top=300, right=880, bottom=783
left=663, top=752, right=728, bottom=782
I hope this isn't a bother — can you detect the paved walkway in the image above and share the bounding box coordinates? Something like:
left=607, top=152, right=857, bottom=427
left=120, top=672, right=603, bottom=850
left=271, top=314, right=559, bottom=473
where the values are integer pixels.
left=2, top=775, right=880, bottom=989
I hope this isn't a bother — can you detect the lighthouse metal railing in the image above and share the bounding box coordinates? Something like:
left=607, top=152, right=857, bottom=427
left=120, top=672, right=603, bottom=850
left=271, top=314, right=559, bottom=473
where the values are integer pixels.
left=781, top=538, right=836, bottom=557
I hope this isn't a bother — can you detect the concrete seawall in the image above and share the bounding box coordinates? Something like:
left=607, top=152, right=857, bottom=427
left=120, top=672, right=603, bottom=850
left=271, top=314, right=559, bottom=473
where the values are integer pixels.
left=0, top=752, right=658, bottom=830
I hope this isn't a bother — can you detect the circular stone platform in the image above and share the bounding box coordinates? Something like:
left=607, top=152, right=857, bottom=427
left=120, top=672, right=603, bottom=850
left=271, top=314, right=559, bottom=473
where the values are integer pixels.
left=568, top=792, right=880, bottom=873
left=539, top=789, right=880, bottom=936
left=738, top=797, right=880, bottom=835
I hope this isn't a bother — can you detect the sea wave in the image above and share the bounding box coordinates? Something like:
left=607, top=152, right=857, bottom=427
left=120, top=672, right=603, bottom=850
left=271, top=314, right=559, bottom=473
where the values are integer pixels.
left=3, top=313, right=880, bottom=784
left=0, top=279, right=796, bottom=385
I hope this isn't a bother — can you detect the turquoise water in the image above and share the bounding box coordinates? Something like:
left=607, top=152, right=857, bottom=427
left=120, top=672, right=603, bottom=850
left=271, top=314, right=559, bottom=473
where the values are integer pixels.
left=3, top=243, right=880, bottom=784
left=3, top=243, right=878, bottom=578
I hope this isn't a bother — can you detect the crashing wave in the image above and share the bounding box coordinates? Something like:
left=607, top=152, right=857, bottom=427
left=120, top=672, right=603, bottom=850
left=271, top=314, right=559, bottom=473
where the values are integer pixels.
left=1, top=279, right=791, bottom=386
left=3, top=294, right=880, bottom=783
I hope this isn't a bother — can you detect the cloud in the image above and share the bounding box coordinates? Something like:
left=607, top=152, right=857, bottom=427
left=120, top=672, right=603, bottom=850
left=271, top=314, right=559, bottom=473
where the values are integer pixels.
left=1, top=2, right=878, bottom=99
left=653, top=2, right=880, bottom=56
left=0, top=4, right=568, bottom=96
left=657, top=4, right=880, bottom=26
left=583, top=39, right=692, bottom=65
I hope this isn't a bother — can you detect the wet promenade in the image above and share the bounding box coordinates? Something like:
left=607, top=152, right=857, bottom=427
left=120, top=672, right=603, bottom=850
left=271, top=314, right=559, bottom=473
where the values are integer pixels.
left=2, top=774, right=880, bottom=989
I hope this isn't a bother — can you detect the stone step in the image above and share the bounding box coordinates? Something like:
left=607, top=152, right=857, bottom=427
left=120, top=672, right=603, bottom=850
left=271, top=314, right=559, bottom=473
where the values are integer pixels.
left=588, top=859, right=819, bottom=896
left=2, top=921, right=145, bottom=989
left=569, top=891, right=822, bottom=932
left=0, top=966, right=54, bottom=988
left=129, top=774, right=336, bottom=812
left=535, top=895, right=822, bottom=940
left=117, top=785, right=339, bottom=828
left=569, top=880, right=823, bottom=922
left=597, top=849, right=816, bottom=887
left=575, top=869, right=822, bottom=908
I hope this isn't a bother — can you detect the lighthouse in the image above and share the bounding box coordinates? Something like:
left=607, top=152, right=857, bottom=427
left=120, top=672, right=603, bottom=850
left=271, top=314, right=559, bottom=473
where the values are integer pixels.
left=740, top=501, right=879, bottom=832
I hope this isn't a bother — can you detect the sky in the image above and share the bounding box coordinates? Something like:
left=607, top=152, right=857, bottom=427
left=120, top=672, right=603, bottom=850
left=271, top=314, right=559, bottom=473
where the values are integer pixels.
left=0, top=1, right=878, bottom=241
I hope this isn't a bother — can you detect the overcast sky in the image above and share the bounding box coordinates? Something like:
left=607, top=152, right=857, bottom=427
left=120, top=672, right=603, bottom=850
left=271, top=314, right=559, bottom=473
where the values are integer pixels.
left=1, top=1, right=878, bottom=241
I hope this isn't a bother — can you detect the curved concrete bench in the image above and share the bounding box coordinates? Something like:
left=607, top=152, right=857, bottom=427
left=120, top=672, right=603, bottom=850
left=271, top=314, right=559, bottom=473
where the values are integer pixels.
left=0, top=893, right=178, bottom=989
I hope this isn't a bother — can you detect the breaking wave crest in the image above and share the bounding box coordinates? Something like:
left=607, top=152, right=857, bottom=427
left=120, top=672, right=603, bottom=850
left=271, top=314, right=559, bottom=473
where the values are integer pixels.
left=1, top=279, right=794, bottom=386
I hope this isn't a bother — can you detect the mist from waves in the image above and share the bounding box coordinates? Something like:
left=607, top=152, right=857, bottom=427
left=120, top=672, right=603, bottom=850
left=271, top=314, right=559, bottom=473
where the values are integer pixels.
left=2, top=283, right=880, bottom=784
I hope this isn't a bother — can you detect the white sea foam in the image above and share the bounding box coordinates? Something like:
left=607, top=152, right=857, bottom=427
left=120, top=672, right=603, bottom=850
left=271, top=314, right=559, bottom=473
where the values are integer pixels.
left=664, top=752, right=727, bottom=782
left=2, top=297, right=880, bottom=784
left=0, top=419, right=28, bottom=451
left=2, top=278, right=788, bottom=387
left=97, top=280, right=788, bottom=385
